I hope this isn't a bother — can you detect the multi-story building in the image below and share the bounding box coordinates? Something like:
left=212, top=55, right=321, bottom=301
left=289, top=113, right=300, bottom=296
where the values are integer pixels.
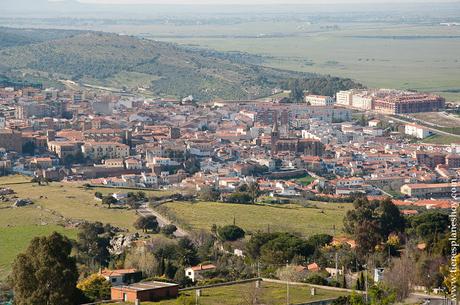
left=305, top=95, right=335, bottom=106
left=47, top=141, right=81, bottom=159
left=0, top=129, right=23, bottom=152
left=336, top=90, right=354, bottom=106
left=82, top=142, right=129, bottom=160
left=404, top=124, right=432, bottom=139
left=351, top=94, right=373, bottom=110
left=401, top=183, right=453, bottom=198
left=374, top=94, right=445, bottom=114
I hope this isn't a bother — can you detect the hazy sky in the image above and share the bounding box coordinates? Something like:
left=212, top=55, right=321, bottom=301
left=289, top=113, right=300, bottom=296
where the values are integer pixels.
left=76, top=0, right=457, bottom=4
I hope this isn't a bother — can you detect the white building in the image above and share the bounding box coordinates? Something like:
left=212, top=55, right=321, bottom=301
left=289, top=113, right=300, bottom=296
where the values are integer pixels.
left=336, top=90, right=354, bottom=106
left=305, top=95, right=335, bottom=106
left=405, top=124, right=432, bottom=139
left=185, top=264, right=216, bottom=282
left=352, top=94, right=373, bottom=110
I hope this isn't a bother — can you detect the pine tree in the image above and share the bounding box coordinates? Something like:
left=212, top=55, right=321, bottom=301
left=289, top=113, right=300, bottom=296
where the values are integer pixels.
left=11, top=232, right=79, bottom=305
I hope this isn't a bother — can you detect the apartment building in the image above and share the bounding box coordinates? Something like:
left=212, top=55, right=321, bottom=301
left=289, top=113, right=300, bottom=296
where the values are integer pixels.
left=305, top=95, right=335, bottom=106
left=374, top=94, right=445, bottom=114
left=82, top=142, right=129, bottom=160
left=404, top=124, right=432, bottom=139
left=401, top=183, right=453, bottom=198
left=336, top=90, right=354, bottom=106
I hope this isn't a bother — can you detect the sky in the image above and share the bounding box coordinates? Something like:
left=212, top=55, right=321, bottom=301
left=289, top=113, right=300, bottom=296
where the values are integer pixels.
left=76, top=0, right=459, bottom=4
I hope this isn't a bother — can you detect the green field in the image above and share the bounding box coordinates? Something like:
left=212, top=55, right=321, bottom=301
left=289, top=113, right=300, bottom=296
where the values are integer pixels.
left=155, top=201, right=350, bottom=237
left=0, top=175, right=169, bottom=279
left=0, top=225, right=77, bottom=279
left=152, top=23, right=460, bottom=102
left=62, top=20, right=458, bottom=101
left=108, top=281, right=347, bottom=305
left=421, top=134, right=460, bottom=145
left=296, top=175, right=316, bottom=186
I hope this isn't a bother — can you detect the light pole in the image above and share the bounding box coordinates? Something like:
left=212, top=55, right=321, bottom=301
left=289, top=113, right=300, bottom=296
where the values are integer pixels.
left=286, top=260, right=290, bottom=305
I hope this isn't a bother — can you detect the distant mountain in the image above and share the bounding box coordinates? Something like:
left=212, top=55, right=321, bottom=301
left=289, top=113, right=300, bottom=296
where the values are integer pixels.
left=0, top=28, right=362, bottom=100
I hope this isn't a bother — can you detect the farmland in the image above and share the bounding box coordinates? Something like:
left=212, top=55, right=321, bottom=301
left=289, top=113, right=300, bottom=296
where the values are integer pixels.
left=152, top=23, right=460, bottom=102
left=108, top=281, right=348, bottom=305
left=56, top=20, right=460, bottom=102
left=154, top=201, right=350, bottom=237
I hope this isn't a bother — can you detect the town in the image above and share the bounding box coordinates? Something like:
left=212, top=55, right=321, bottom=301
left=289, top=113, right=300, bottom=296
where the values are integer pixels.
left=0, top=81, right=458, bottom=305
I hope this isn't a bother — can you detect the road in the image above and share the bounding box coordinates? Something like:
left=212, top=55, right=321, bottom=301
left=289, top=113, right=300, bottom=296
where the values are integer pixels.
left=410, top=293, right=453, bottom=305
left=137, top=203, right=188, bottom=237
left=373, top=111, right=460, bottom=139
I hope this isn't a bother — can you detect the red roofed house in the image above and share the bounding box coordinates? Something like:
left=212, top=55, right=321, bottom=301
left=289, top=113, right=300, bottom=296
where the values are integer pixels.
left=185, top=264, right=216, bottom=282
left=100, top=268, right=142, bottom=286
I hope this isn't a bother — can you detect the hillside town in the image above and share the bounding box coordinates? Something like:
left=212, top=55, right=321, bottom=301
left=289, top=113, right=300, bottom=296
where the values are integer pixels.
left=0, top=84, right=458, bottom=305
left=0, top=86, right=458, bottom=200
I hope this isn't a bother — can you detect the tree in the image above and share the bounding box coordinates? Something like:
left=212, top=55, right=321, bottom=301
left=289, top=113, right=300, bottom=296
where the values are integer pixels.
left=383, top=251, right=415, bottom=301
left=217, top=225, right=245, bottom=241
left=134, top=215, right=159, bottom=233
left=258, top=233, right=314, bottom=265
left=248, top=182, right=260, bottom=204
left=11, top=232, right=79, bottom=305
left=288, top=79, right=304, bottom=102
left=376, top=198, right=405, bottom=237
left=101, top=195, right=117, bottom=208
left=161, top=224, right=178, bottom=236
left=368, top=284, right=396, bottom=305
left=77, top=274, right=111, bottom=302
left=307, top=234, right=333, bottom=248
left=75, top=222, right=114, bottom=268
left=22, top=141, right=35, bottom=155
left=344, top=197, right=404, bottom=256
left=199, top=186, right=221, bottom=202
left=94, top=191, right=103, bottom=199
left=177, top=237, right=199, bottom=267
left=124, top=245, right=159, bottom=277
left=225, top=192, right=252, bottom=204
left=355, top=220, right=382, bottom=257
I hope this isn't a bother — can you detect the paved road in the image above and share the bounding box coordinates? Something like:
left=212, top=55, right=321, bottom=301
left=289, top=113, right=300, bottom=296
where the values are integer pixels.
left=373, top=111, right=460, bottom=139
left=410, top=293, right=453, bottom=305
left=137, top=203, right=188, bottom=237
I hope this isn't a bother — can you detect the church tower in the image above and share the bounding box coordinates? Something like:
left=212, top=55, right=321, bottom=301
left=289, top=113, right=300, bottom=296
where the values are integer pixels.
left=271, top=112, right=279, bottom=156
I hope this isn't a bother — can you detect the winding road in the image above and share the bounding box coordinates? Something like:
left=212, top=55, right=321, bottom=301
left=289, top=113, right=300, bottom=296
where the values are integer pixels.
left=136, top=202, right=188, bottom=237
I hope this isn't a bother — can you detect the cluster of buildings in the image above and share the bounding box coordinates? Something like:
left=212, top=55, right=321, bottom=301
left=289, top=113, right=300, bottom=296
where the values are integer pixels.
left=335, top=89, right=445, bottom=114
left=0, top=85, right=458, bottom=209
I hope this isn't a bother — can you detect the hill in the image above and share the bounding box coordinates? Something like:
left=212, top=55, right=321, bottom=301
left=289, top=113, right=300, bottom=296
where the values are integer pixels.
left=0, top=29, right=362, bottom=100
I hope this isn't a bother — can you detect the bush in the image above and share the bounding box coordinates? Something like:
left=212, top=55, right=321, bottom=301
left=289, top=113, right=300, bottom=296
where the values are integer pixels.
left=225, top=192, right=252, bottom=204
left=134, top=215, right=159, bottom=233
left=304, top=274, right=328, bottom=286
left=161, top=224, right=178, bottom=236
left=217, top=225, right=245, bottom=241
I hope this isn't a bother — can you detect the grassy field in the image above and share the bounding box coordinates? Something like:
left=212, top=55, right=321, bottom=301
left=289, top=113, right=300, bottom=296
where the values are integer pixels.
left=0, top=175, right=169, bottom=279
left=296, top=174, right=316, bottom=186
left=155, top=201, right=350, bottom=237
left=107, top=281, right=347, bottom=305
left=421, top=134, right=460, bottom=145
left=0, top=225, right=77, bottom=279
left=152, top=22, right=460, bottom=101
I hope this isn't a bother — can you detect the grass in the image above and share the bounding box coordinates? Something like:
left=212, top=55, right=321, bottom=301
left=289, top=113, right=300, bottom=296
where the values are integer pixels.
left=155, top=201, right=350, bottom=237
left=422, top=134, right=460, bottom=145
left=107, top=281, right=347, bottom=305
left=296, top=175, right=316, bottom=186
left=0, top=225, right=77, bottom=279
left=147, top=22, right=460, bottom=102
left=0, top=175, right=170, bottom=280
